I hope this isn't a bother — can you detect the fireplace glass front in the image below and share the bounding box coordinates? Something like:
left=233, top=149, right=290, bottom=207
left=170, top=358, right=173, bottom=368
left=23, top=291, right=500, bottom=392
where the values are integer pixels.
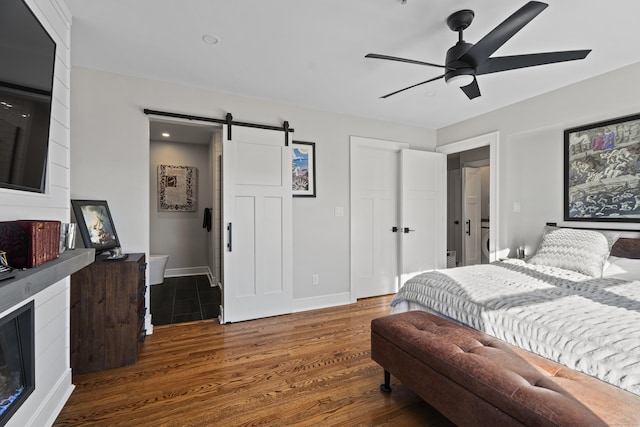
left=0, top=301, right=34, bottom=425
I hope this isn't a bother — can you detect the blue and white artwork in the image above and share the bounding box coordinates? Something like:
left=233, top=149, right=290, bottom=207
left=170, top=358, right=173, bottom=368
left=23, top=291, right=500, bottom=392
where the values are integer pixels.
left=292, top=142, right=316, bottom=197
left=292, top=148, right=309, bottom=190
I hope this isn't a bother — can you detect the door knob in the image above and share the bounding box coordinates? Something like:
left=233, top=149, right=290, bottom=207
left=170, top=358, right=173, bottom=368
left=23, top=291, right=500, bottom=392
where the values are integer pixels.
left=466, top=220, right=471, bottom=236
left=403, top=227, right=415, bottom=233
left=391, top=226, right=399, bottom=233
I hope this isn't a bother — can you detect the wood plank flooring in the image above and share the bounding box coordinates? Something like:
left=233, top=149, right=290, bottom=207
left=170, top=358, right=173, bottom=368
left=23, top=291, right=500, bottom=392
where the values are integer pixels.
left=54, top=295, right=454, bottom=426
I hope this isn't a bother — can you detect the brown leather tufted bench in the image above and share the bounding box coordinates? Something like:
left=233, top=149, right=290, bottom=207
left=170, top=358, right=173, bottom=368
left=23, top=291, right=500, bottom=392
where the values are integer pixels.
left=371, top=311, right=640, bottom=426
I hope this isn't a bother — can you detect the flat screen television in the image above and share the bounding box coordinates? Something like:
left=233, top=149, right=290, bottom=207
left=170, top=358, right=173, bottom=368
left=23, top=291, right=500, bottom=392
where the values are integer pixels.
left=0, top=0, right=56, bottom=193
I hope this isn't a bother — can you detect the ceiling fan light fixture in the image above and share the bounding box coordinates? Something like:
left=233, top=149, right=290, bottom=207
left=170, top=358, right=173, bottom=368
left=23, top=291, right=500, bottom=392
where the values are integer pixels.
left=367, top=2, right=591, bottom=100
left=446, top=74, right=474, bottom=87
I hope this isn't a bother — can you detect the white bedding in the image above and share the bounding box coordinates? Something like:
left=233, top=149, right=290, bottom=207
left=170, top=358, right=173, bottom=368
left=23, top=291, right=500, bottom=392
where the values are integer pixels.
left=604, top=256, right=640, bottom=280
left=390, top=259, right=640, bottom=396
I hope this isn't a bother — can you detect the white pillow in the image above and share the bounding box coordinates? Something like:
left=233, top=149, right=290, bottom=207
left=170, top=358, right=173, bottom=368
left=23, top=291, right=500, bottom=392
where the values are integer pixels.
left=541, top=225, right=620, bottom=250
left=528, top=228, right=611, bottom=277
left=603, top=256, right=640, bottom=280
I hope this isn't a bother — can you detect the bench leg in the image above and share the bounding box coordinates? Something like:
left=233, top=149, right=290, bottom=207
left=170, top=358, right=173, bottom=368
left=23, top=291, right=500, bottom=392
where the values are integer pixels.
left=380, top=370, right=392, bottom=393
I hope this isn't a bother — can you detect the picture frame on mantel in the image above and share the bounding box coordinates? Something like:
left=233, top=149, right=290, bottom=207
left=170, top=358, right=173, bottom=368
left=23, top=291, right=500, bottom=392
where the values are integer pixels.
left=292, top=141, right=316, bottom=197
left=71, top=199, right=122, bottom=252
left=564, top=113, right=640, bottom=222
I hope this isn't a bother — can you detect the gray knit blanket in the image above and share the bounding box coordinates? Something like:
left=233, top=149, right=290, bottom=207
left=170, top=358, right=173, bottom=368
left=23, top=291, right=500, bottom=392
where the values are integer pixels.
left=391, top=259, right=640, bottom=396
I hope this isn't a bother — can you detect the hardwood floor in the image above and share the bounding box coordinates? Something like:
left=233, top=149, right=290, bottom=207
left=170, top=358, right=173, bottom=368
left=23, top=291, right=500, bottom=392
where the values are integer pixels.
left=54, top=295, right=454, bottom=426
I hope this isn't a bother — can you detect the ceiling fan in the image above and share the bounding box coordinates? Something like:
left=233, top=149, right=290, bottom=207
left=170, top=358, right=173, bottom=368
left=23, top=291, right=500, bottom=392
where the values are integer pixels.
left=366, top=1, right=591, bottom=100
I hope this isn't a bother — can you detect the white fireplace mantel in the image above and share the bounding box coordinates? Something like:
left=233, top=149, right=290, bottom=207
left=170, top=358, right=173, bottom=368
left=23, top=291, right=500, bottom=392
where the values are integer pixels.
left=1, top=248, right=94, bottom=426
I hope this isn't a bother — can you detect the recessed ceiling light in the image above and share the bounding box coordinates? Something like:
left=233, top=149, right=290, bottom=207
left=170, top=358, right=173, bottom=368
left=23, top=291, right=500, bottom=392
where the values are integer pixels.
left=162, top=132, right=170, bottom=138
left=202, top=34, right=220, bottom=45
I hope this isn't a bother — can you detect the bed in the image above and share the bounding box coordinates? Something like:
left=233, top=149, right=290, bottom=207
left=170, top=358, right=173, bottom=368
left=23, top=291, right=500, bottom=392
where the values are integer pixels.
left=390, top=226, right=640, bottom=397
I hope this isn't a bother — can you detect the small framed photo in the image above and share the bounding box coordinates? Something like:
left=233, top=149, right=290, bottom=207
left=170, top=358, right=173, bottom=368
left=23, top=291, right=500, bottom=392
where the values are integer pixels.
left=564, top=113, right=640, bottom=222
left=71, top=199, right=122, bottom=252
left=292, top=141, right=316, bottom=197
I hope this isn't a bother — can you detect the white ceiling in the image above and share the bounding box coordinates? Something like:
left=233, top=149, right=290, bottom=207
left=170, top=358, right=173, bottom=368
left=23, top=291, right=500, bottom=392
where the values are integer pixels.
left=65, top=0, right=640, bottom=130
left=149, top=119, right=215, bottom=145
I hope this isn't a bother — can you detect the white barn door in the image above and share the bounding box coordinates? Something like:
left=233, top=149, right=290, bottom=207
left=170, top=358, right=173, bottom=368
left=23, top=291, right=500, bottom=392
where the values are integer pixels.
left=221, top=125, right=292, bottom=323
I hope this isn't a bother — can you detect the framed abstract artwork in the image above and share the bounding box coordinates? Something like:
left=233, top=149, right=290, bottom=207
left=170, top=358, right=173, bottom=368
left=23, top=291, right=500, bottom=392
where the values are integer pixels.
left=158, top=164, right=197, bottom=211
left=564, top=113, right=640, bottom=222
left=292, top=141, right=316, bottom=197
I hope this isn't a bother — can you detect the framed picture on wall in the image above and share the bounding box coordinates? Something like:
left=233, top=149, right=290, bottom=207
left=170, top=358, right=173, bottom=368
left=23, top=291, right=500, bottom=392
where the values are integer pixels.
left=158, top=164, right=197, bottom=211
left=564, top=113, right=640, bottom=222
left=71, top=199, right=122, bottom=252
left=292, top=141, right=316, bottom=197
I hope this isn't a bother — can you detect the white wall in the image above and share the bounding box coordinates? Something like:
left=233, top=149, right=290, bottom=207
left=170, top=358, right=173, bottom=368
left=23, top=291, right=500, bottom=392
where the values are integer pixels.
left=437, top=62, right=640, bottom=255
left=0, top=0, right=73, bottom=425
left=70, top=67, right=436, bottom=310
left=149, top=139, right=212, bottom=271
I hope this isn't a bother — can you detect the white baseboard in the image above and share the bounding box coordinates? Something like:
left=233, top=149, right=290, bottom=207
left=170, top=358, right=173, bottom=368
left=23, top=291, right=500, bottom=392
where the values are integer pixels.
left=292, top=292, right=352, bottom=313
left=163, top=267, right=215, bottom=286
left=145, top=312, right=154, bottom=336
left=27, top=369, right=74, bottom=427
left=217, top=292, right=352, bottom=323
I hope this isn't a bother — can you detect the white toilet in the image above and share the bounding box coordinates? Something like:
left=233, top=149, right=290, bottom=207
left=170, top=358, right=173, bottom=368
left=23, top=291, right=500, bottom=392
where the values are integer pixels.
left=149, top=254, right=169, bottom=285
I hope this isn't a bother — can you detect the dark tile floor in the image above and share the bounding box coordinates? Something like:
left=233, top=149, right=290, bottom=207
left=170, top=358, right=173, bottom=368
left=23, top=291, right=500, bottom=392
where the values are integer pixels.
left=150, top=275, right=221, bottom=326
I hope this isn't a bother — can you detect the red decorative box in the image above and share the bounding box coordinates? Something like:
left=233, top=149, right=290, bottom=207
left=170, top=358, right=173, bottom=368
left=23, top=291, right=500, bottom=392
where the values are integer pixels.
left=0, top=220, right=60, bottom=268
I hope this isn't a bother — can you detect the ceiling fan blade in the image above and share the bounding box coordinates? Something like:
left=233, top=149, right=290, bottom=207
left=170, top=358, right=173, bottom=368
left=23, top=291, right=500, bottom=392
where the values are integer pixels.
left=365, top=53, right=446, bottom=69
left=460, top=1, right=548, bottom=67
left=380, top=75, right=445, bottom=98
left=460, top=78, right=481, bottom=100
left=476, top=50, right=591, bottom=75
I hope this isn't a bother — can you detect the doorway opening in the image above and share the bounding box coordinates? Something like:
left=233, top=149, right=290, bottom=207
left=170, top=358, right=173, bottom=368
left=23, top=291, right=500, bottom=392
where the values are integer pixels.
left=447, top=149, right=490, bottom=266
left=146, top=110, right=295, bottom=324
left=437, top=132, right=498, bottom=267
left=148, top=119, right=222, bottom=325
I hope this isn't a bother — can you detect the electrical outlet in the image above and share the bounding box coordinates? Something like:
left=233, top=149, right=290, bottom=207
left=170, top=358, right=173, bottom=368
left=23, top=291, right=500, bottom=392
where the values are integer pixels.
left=312, top=274, right=320, bottom=285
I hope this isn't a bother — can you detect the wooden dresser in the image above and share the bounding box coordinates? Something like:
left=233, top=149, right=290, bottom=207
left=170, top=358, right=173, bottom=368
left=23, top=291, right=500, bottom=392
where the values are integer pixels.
left=70, top=253, right=147, bottom=374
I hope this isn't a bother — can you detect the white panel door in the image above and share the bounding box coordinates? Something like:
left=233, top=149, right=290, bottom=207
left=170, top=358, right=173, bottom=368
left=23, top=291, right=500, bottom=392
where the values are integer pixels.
left=400, top=149, right=446, bottom=284
left=222, top=125, right=292, bottom=323
left=462, top=167, right=481, bottom=266
left=351, top=137, right=407, bottom=299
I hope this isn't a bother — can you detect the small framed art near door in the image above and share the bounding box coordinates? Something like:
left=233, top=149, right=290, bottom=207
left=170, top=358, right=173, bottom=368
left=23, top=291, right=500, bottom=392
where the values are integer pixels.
left=292, top=141, right=316, bottom=197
